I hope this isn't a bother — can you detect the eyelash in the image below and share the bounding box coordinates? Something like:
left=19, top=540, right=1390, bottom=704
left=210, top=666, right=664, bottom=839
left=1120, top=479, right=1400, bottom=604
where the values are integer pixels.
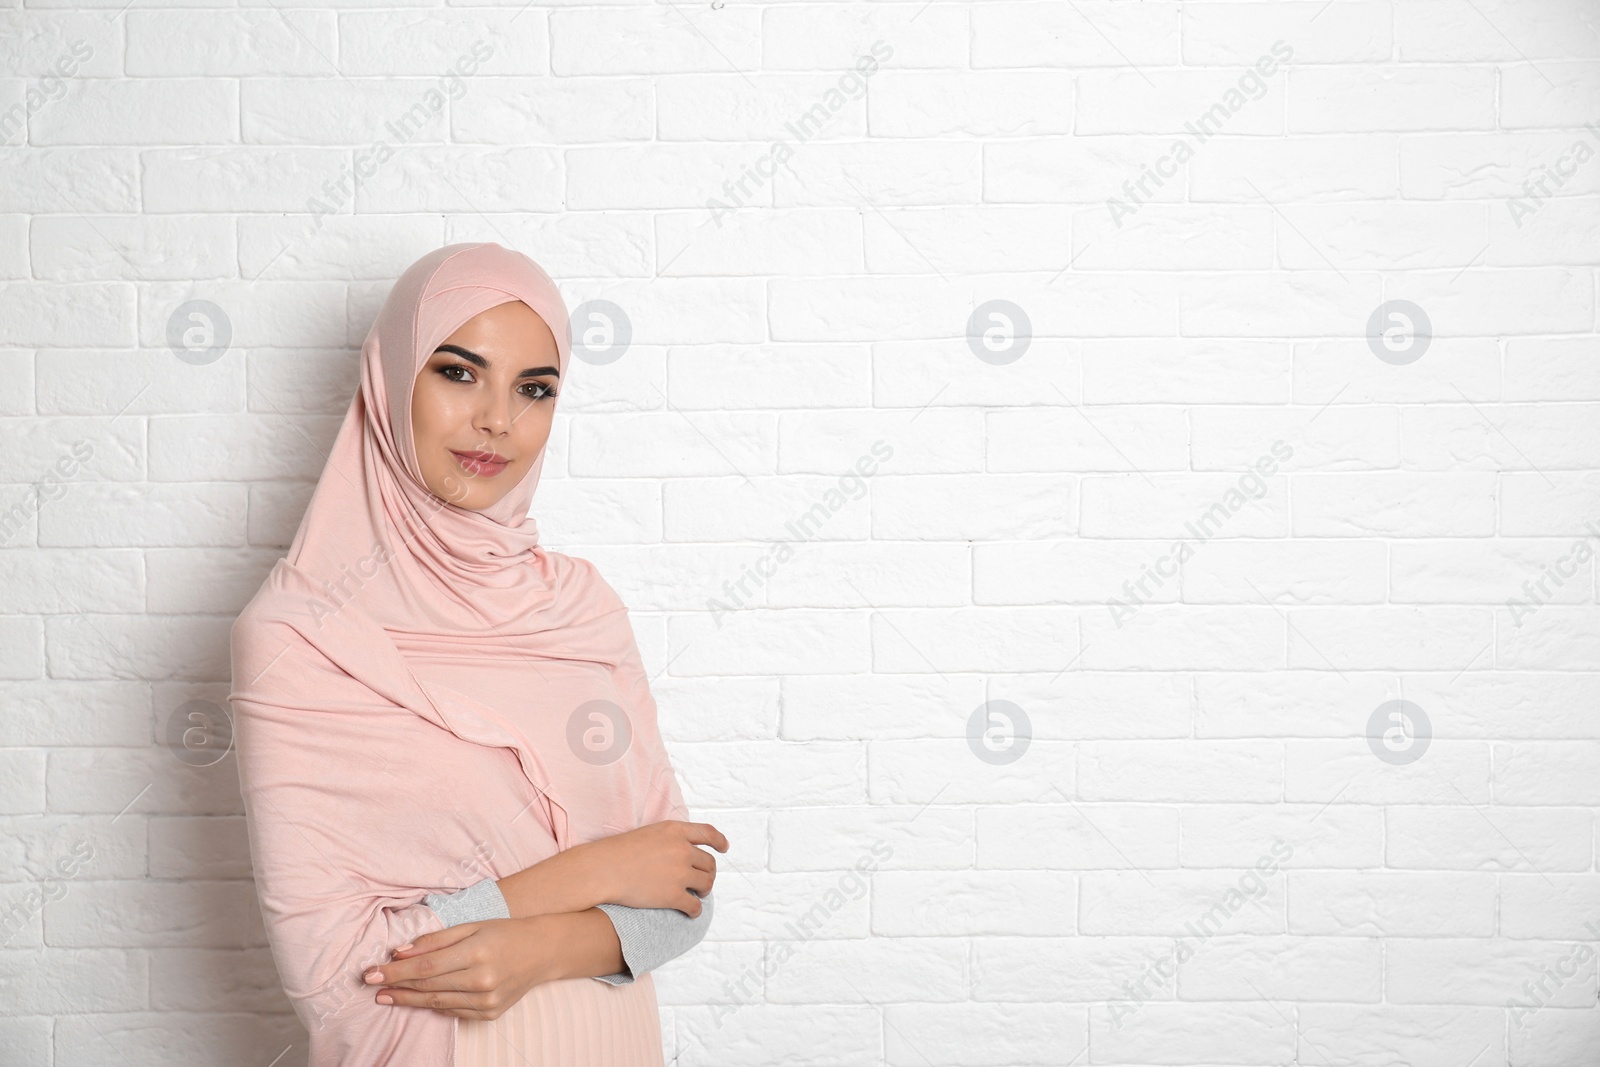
left=437, top=363, right=558, bottom=401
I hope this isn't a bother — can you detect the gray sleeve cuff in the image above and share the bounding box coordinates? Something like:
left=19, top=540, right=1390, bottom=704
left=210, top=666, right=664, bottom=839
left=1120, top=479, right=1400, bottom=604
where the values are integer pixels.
left=424, top=876, right=512, bottom=927
left=591, top=889, right=714, bottom=986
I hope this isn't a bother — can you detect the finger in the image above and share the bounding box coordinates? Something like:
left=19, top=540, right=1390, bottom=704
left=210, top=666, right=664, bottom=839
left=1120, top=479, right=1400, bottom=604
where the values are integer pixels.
left=366, top=937, right=475, bottom=987
left=376, top=985, right=491, bottom=1017
left=378, top=960, right=484, bottom=999
left=691, top=849, right=717, bottom=878
left=376, top=966, right=496, bottom=1017
left=679, top=885, right=712, bottom=917
left=675, top=821, right=725, bottom=852
left=689, top=823, right=729, bottom=852
left=391, top=922, right=475, bottom=960
left=380, top=966, right=491, bottom=993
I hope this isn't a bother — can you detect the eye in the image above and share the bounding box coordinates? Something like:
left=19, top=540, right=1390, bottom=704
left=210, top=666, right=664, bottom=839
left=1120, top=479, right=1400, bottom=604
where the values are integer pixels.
left=437, top=362, right=557, bottom=401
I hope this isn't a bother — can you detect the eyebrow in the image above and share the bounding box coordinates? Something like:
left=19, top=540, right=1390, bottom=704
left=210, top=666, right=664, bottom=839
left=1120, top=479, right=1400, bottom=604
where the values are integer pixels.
left=434, top=343, right=559, bottom=379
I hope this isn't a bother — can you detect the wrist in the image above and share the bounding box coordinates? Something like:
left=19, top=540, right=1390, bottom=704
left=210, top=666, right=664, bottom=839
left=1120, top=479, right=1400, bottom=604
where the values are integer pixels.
left=497, top=843, right=613, bottom=919
left=537, top=907, right=627, bottom=983
left=563, top=841, right=616, bottom=908
left=518, top=913, right=565, bottom=986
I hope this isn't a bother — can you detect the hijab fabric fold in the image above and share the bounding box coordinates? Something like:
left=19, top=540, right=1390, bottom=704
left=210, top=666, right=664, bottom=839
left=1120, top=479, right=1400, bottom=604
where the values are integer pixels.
left=228, top=243, right=688, bottom=1065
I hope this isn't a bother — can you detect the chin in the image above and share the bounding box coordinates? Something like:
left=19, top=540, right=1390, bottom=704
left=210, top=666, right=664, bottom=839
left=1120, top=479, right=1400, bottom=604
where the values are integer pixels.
left=455, top=482, right=503, bottom=506
left=421, top=455, right=529, bottom=510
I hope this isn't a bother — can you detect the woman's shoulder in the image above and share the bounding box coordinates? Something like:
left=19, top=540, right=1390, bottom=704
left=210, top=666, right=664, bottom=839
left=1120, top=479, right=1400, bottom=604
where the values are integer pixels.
left=544, top=546, right=609, bottom=586
left=227, top=559, right=345, bottom=681
left=541, top=548, right=629, bottom=615
left=230, top=559, right=289, bottom=638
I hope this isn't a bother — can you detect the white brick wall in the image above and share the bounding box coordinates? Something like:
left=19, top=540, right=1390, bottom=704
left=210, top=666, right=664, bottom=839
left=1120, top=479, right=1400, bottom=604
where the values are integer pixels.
left=2, top=2, right=1599, bottom=1064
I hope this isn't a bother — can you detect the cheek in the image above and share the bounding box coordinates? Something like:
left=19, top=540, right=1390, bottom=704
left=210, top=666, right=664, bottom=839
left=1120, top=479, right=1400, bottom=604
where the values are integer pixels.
left=510, top=407, right=554, bottom=453
left=411, top=384, right=463, bottom=450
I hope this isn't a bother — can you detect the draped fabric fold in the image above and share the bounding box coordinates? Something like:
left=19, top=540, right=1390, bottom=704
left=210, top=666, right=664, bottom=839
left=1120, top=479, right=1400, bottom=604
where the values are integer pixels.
left=228, top=243, right=688, bottom=1066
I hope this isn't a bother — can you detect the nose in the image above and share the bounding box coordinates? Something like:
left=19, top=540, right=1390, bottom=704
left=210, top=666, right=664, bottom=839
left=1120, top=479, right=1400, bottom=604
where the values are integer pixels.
left=471, top=387, right=513, bottom=442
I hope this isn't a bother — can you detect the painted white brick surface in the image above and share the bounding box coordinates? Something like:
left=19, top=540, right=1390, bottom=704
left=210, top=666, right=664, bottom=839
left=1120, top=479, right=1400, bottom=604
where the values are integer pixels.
left=2, top=2, right=1598, bottom=1065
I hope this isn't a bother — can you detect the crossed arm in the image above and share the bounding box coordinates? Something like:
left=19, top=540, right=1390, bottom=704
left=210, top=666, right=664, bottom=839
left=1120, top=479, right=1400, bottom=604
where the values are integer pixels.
left=424, top=866, right=713, bottom=985
left=362, top=821, right=727, bottom=1019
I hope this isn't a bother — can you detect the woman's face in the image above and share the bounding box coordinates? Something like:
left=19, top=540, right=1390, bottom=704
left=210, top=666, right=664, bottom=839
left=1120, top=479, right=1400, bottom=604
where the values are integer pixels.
left=410, top=300, right=561, bottom=511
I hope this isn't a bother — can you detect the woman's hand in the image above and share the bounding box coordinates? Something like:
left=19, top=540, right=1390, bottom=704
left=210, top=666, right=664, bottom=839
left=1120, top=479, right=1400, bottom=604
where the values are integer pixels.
left=583, top=820, right=728, bottom=916
left=363, top=917, right=553, bottom=1021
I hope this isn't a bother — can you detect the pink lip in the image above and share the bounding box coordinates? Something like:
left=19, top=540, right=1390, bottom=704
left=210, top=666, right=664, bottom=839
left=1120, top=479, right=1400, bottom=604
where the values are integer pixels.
left=451, top=450, right=509, bottom=477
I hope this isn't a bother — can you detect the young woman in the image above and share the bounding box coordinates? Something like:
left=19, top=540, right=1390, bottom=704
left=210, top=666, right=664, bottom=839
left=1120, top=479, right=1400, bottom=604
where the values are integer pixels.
left=229, top=242, right=728, bottom=1066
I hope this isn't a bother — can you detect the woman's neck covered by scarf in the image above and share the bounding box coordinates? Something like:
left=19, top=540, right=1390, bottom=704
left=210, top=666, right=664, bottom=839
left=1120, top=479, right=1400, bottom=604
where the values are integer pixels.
left=286, top=241, right=577, bottom=634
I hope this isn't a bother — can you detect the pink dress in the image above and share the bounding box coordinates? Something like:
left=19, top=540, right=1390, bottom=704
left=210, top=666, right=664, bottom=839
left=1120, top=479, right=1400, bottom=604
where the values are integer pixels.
left=390, top=630, right=674, bottom=1067
left=453, top=972, right=665, bottom=1066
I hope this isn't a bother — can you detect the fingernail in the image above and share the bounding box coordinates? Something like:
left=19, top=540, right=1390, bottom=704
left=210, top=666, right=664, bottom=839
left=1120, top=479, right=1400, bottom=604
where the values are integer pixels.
left=394, top=943, right=413, bottom=954
left=376, top=994, right=393, bottom=1005
left=365, top=970, right=383, bottom=984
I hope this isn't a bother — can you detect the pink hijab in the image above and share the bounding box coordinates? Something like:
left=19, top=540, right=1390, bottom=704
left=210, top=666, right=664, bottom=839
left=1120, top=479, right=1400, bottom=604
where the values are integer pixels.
left=228, top=242, right=687, bottom=1065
